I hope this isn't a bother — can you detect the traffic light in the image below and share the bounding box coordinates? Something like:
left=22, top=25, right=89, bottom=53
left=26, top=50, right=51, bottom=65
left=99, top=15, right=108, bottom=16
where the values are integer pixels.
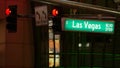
left=52, top=7, right=62, bottom=34
left=5, top=5, right=17, bottom=32
left=52, top=8, right=59, bottom=16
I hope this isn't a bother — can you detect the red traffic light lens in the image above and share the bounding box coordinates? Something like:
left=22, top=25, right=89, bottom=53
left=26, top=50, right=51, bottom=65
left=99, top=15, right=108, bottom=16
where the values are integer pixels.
left=5, top=8, right=11, bottom=16
left=52, top=9, right=58, bottom=16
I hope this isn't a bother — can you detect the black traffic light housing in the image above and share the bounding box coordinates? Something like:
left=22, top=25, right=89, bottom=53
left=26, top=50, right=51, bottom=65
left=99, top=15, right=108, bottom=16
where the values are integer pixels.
left=6, top=5, right=17, bottom=32
left=52, top=16, right=61, bottom=34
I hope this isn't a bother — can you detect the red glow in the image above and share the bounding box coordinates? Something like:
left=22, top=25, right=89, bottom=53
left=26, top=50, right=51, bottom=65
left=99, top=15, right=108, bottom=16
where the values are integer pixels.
left=52, top=9, right=58, bottom=16
left=5, top=8, right=11, bottom=16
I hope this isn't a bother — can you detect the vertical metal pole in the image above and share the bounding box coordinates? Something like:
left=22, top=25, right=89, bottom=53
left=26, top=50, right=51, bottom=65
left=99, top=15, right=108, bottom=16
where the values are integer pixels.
left=90, top=36, right=94, bottom=68
left=102, top=36, right=106, bottom=67
left=105, top=0, right=108, bottom=7
left=112, top=36, right=115, bottom=68
left=92, top=0, right=97, bottom=4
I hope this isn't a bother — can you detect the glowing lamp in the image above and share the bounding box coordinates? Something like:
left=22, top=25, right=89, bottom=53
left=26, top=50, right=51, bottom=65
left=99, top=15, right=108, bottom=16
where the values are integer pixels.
left=5, top=8, right=11, bottom=16
left=52, top=9, right=58, bottom=16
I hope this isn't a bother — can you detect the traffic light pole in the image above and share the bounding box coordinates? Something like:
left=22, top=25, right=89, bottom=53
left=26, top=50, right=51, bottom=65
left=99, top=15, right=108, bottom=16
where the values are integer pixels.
left=16, top=13, right=118, bottom=20
left=32, top=0, right=120, bottom=16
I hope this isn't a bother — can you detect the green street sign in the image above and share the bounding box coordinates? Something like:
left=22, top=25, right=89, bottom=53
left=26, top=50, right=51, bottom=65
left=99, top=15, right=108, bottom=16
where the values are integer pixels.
left=62, top=18, right=114, bottom=34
